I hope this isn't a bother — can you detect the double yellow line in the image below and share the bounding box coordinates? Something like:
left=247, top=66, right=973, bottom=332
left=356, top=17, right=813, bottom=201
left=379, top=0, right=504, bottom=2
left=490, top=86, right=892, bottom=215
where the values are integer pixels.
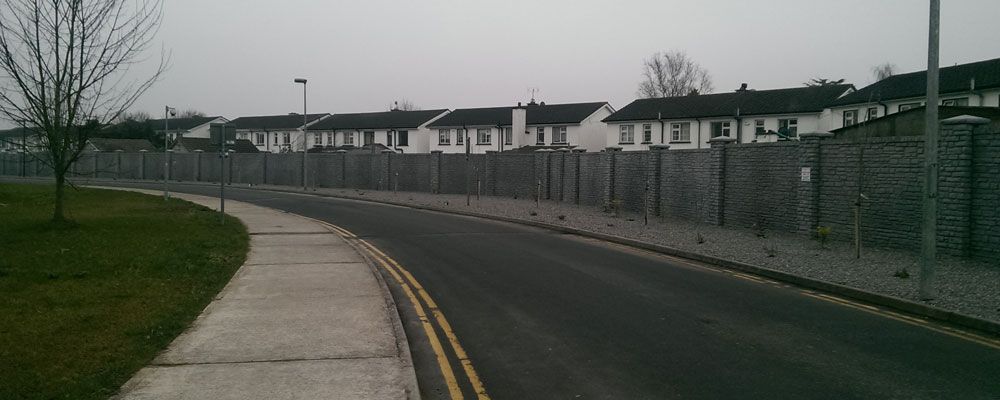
left=321, top=221, right=491, bottom=400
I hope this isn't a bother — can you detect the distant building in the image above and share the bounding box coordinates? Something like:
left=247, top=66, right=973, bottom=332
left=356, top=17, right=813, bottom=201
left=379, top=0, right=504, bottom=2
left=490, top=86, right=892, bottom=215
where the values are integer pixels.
left=229, top=113, right=330, bottom=153
left=426, top=101, right=614, bottom=153
left=305, top=109, right=450, bottom=153
left=148, top=116, right=228, bottom=140
left=831, top=106, right=1000, bottom=141
left=0, top=127, right=38, bottom=152
left=604, top=84, right=851, bottom=150
left=171, top=137, right=260, bottom=153
left=86, top=138, right=157, bottom=152
left=827, top=57, right=1000, bottom=130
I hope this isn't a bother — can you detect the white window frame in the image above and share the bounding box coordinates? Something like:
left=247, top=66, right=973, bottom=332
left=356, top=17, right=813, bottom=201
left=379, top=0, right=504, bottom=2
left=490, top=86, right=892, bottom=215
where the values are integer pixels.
left=256, top=133, right=265, bottom=145
left=477, top=128, right=491, bottom=145
left=438, top=129, right=451, bottom=145
left=282, top=132, right=290, bottom=144
left=312, top=133, right=321, bottom=146
left=941, top=97, right=969, bottom=106
left=777, top=118, right=798, bottom=137
left=363, top=131, right=374, bottom=145
left=456, top=129, right=464, bottom=145
left=536, top=127, right=545, bottom=144
left=754, top=119, right=765, bottom=135
left=710, top=121, right=731, bottom=138
left=619, top=125, right=635, bottom=144
left=670, top=123, right=691, bottom=142
left=504, top=127, right=513, bottom=145
left=898, top=102, right=921, bottom=112
left=641, top=124, right=652, bottom=143
left=843, top=110, right=858, bottom=126
left=553, top=126, right=567, bottom=144
left=397, top=130, right=409, bottom=146
left=866, top=107, right=878, bottom=120
left=344, top=131, right=355, bottom=145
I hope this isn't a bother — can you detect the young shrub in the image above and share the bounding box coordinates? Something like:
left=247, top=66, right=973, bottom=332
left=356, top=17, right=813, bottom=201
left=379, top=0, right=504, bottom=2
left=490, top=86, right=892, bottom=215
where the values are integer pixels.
left=816, top=226, right=832, bottom=249
left=696, top=232, right=705, bottom=244
left=557, top=215, right=566, bottom=220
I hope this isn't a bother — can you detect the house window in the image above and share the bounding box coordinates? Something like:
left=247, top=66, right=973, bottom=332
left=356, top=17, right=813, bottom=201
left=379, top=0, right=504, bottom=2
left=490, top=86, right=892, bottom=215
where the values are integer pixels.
left=671, top=123, right=691, bottom=142
left=256, top=133, right=265, bottom=145
left=326, top=133, right=333, bottom=145
left=843, top=110, right=858, bottom=126
left=438, top=129, right=451, bottom=145
left=867, top=107, right=878, bottom=120
left=710, top=121, right=731, bottom=137
left=282, top=132, right=290, bottom=144
left=398, top=130, right=409, bottom=146
left=754, top=119, right=766, bottom=135
left=619, top=125, right=635, bottom=144
left=456, top=129, right=464, bottom=145
left=363, top=131, right=374, bottom=145
left=272, top=134, right=278, bottom=145
left=777, top=118, right=798, bottom=137
left=504, top=127, right=512, bottom=145
left=554, top=126, right=567, bottom=144
left=898, top=102, right=921, bottom=112
left=477, top=128, right=491, bottom=145
left=641, top=124, right=652, bottom=143
left=536, top=127, right=545, bottom=144
left=344, top=132, right=355, bottom=145
left=941, top=97, right=969, bottom=106
left=312, top=133, right=321, bottom=147
left=386, top=131, right=393, bottom=146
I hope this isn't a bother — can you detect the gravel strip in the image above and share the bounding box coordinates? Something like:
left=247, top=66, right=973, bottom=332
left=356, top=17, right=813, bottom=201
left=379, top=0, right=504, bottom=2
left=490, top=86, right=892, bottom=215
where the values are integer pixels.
left=264, top=185, right=1000, bottom=324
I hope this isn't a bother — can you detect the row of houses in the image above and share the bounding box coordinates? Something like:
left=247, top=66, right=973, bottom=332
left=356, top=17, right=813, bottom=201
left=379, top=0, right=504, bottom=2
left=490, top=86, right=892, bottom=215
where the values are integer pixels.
left=3, top=57, right=999, bottom=154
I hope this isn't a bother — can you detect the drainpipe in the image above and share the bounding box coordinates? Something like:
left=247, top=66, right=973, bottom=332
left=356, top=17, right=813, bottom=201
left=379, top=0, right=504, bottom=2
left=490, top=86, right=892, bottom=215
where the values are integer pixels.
left=696, top=118, right=702, bottom=149
left=734, top=107, right=742, bottom=143
left=657, top=112, right=665, bottom=144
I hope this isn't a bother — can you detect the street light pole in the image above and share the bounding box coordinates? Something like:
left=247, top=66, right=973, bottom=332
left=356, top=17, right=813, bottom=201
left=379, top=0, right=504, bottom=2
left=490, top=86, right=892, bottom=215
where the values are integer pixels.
left=164, top=105, right=175, bottom=201
left=919, top=0, right=940, bottom=300
left=294, top=78, right=308, bottom=190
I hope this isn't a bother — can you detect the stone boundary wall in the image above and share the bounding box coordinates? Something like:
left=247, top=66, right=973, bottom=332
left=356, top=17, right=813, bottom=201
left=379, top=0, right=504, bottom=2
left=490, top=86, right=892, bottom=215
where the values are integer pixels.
left=3, top=119, right=996, bottom=260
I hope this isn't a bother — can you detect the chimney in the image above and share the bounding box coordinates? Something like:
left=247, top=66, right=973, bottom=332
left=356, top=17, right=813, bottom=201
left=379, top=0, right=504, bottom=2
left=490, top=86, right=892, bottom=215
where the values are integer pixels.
left=737, top=83, right=748, bottom=92
left=511, top=107, right=527, bottom=147
left=970, top=77, right=976, bottom=91
left=540, top=101, right=545, bottom=106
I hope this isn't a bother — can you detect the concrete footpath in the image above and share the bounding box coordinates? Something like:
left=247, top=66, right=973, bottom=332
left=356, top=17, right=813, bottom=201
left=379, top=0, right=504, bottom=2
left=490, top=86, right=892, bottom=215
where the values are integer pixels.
left=107, top=188, right=419, bottom=400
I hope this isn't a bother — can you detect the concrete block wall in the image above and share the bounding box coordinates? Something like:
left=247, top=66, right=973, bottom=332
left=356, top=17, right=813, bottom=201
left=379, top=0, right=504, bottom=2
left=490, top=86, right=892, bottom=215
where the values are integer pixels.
left=5, top=121, right=998, bottom=260
left=659, top=149, right=711, bottom=221
left=818, top=137, right=925, bottom=250
left=969, top=124, right=1000, bottom=258
left=723, top=142, right=800, bottom=231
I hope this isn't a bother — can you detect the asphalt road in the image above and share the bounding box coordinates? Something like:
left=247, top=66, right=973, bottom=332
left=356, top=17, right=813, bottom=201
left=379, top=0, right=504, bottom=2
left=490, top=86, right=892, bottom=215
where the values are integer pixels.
left=53, top=182, right=1000, bottom=399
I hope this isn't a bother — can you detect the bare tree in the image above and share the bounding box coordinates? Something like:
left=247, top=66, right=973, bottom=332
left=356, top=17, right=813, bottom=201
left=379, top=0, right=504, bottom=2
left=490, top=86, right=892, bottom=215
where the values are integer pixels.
left=178, top=109, right=205, bottom=118
left=394, top=99, right=420, bottom=111
left=804, top=78, right=846, bottom=87
left=0, top=0, right=166, bottom=222
left=871, top=62, right=897, bottom=82
left=637, top=51, right=714, bottom=98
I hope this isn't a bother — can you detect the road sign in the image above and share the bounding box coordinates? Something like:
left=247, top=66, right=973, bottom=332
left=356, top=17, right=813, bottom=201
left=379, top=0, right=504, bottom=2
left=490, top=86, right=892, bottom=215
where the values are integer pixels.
left=210, top=123, right=236, bottom=149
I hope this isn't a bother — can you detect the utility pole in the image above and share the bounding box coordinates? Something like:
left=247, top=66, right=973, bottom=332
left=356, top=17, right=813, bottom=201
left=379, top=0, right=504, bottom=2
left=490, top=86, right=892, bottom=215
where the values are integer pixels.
left=163, top=106, right=175, bottom=200
left=920, top=0, right=940, bottom=300
left=294, top=78, right=308, bottom=190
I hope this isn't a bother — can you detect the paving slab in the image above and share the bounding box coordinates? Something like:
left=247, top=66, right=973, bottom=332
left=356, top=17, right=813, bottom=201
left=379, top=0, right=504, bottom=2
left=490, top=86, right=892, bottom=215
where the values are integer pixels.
left=246, top=242, right=364, bottom=265
left=118, top=358, right=410, bottom=400
left=110, top=190, right=418, bottom=399
left=224, top=263, right=381, bottom=300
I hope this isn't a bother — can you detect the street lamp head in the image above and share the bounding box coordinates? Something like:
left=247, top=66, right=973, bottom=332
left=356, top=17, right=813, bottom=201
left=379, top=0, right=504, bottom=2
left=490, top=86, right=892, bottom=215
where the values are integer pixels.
left=293, top=78, right=307, bottom=84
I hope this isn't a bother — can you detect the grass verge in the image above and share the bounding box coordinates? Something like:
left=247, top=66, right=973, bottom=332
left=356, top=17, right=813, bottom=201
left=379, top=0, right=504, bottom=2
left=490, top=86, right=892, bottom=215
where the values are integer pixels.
left=0, top=183, right=248, bottom=399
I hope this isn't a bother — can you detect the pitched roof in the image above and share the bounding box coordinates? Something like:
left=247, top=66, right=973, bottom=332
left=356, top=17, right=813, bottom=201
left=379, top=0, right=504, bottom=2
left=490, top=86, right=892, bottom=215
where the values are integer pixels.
left=427, top=102, right=609, bottom=127
left=0, top=127, right=35, bottom=138
left=604, top=85, right=852, bottom=122
left=229, top=113, right=329, bottom=130
left=87, top=138, right=156, bottom=152
left=172, top=137, right=260, bottom=153
left=829, top=57, right=1000, bottom=106
left=145, top=116, right=224, bottom=131
left=307, top=109, right=448, bottom=131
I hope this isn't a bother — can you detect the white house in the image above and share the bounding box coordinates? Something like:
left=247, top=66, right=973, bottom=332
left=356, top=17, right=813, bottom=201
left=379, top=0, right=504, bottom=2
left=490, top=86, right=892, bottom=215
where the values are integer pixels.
left=229, top=113, right=330, bottom=153
left=826, top=57, right=1000, bottom=130
left=426, top=101, right=614, bottom=153
left=304, top=109, right=450, bottom=153
left=146, top=115, right=228, bottom=140
left=603, top=84, right=852, bottom=150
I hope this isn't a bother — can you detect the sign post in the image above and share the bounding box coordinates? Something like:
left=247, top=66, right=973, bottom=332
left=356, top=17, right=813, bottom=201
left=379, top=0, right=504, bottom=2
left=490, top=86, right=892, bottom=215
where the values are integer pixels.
left=211, top=123, right=236, bottom=224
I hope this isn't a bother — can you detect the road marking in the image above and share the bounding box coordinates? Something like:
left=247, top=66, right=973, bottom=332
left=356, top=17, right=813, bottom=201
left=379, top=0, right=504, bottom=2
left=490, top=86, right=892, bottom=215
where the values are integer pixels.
left=309, top=217, right=491, bottom=400
left=359, top=241, right=491, bottom=400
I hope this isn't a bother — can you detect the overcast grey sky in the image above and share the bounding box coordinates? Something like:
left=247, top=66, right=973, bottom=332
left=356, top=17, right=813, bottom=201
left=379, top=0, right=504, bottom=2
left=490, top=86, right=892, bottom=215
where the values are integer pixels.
left=131, top=0, right=1000, bottom=118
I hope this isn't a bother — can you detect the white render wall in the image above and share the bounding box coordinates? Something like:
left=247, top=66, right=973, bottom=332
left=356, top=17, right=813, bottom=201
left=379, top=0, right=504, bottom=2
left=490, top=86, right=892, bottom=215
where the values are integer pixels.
left=429, top=105, right=614, bottom=153
left=306, top=127, right=435, bottom=153
left=827, top=89, right=1000, bottom=130
left=606, top=113, right=823, bottom=151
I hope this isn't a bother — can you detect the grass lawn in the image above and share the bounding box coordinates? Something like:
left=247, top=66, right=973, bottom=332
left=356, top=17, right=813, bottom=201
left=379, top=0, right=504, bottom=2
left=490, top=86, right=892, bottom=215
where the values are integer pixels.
left=0, top=183, right=248, bottom=399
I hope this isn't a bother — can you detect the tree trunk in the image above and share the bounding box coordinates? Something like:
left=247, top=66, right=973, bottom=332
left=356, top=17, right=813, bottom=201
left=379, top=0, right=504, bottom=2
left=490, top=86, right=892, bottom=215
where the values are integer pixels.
left=53, top=171, right=66, bottom=223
